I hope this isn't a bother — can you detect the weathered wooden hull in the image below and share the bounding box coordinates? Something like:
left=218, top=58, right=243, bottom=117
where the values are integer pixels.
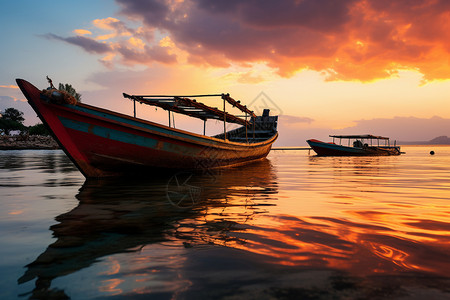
left=17, top=79, right=277, bottom=178
left=307, top=139, right=400, bottom=156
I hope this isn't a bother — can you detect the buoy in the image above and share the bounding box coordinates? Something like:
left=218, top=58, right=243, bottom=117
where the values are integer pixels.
left=430, top=151, right=435, bottom=155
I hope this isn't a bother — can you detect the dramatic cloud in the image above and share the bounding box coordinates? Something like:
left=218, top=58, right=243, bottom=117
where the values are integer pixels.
left=115, top=43, right=177, bottom=65
left=110, top=0, right=450, bottom=81
left=43, top=16, right=175, bottom=68
left=44, top=33, right=111, bottom=54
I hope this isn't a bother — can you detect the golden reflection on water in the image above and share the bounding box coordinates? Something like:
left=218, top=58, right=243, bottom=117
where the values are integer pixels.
left=9, top=146, right=450, bottom=298
left=264, top=146, right=450, bottom=276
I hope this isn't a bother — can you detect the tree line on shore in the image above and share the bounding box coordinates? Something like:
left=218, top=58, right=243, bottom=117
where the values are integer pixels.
left=0, top=107, right=49, bottom=136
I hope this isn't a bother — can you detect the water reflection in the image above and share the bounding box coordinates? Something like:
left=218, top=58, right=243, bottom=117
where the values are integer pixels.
left=0, top=150, right=76, bottom=173
left=15, top=149, right=450, bottom=299
left=0, top=151, right=27, bottom=170
left=18, top=159, right=278, bottom=298
left=242, top=213, right=450, bottom=276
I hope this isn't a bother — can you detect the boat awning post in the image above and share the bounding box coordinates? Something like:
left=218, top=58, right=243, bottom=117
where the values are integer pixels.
left=245, top=112, right=248, bottom=143
left=203, top=119, right=206, bottom=135
left=133, top=99, right=136, bottom=118
left=253, top=118, right=255, bottom=139
left=172, top=111, right=175, bottom=128
left=168, top=111, right=171, bottom=127
left=223, top=97, right=227, bottom=140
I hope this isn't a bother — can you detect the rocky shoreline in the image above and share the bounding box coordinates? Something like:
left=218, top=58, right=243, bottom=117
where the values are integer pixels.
left=0, top=135, right=59, bottom=150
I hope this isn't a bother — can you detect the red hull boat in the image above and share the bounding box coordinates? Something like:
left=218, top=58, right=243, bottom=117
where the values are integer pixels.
left=17, top=79, right=278, bottom=178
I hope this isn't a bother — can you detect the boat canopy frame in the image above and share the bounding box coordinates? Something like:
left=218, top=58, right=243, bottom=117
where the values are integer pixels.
left=330, top=134, right=390, bottom=140
left=123, top=93, right=256, bottom=127
left=329, top=134, right=395, bottom=147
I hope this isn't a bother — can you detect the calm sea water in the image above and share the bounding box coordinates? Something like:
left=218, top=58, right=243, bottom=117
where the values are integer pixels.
left=1, top=147, right=449, bottom=299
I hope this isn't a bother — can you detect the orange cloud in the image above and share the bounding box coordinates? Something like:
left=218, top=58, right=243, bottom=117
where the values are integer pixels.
left=111, top=0, right=450, bottom=82
left=73, top=29, right=92, bottom=36
left=43, top=1, right=450, bottom=82
left=93, top=17, right=122, bottom=30
left=44, top=21, right=174, bottom=67
left=128, top=37, right=145, bottom=49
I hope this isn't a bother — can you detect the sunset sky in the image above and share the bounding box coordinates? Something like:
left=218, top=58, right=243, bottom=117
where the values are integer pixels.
left=2, top=0, right=450, bottom=145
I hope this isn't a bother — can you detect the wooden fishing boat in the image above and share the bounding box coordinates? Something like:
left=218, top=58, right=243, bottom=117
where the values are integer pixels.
left=307, top=135, right=401, bottom=156
left=16, top=78, right=278, bottom=178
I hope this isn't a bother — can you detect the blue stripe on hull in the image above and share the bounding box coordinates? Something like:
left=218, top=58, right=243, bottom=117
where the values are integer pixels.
left=59, top=117, right=160, bottom=149
left=68, top=104, right=217, bottom=145
left=59, top=117, right=205, bottom=157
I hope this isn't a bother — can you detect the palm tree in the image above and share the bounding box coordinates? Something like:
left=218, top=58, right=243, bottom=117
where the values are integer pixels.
left=58, top=83, right=81, bottom=103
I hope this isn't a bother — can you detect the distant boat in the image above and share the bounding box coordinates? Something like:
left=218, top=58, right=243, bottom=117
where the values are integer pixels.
left=16, top=78, right=278, bottom=178
left=307, top=135, right=401, bottom=156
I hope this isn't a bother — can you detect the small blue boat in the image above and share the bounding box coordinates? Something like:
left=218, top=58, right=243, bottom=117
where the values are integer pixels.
left=307, top=135, right=401, bottom=156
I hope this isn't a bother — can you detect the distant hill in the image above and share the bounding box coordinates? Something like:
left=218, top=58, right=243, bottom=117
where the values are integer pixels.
left=400, top=136, right=450, bottom=145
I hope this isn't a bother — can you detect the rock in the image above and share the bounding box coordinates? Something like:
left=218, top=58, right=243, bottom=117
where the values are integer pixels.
left=0, top=135, right=59, bottom=150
